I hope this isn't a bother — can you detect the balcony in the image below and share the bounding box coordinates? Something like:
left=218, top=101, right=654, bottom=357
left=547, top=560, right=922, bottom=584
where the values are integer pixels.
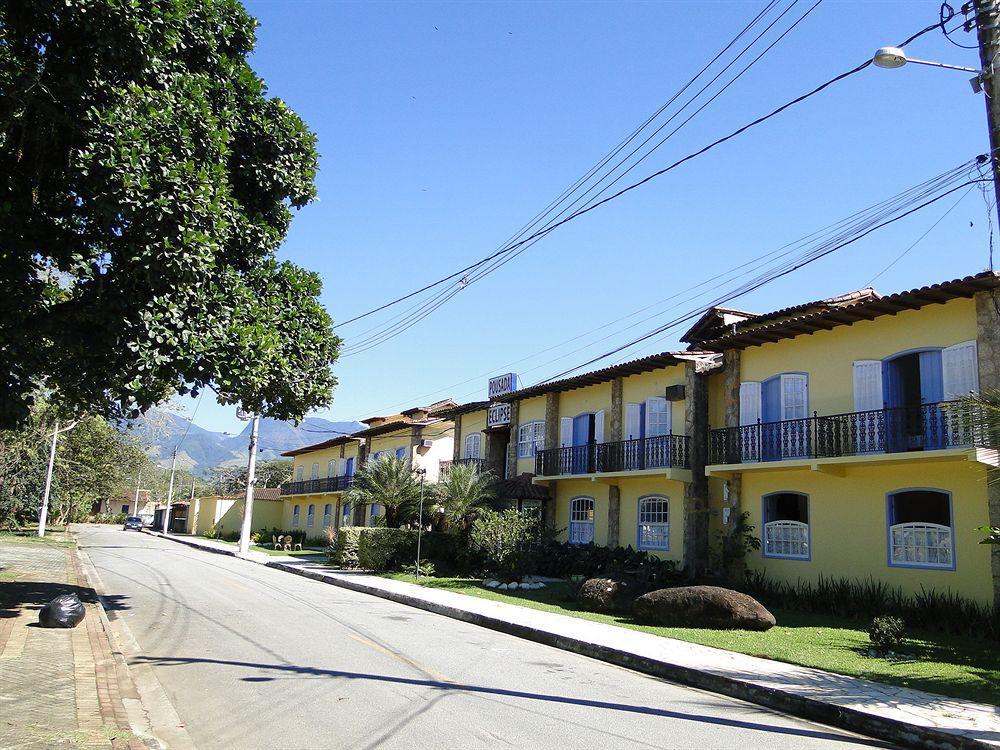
left=439, top=458, right=503, bottom=478
left=280, top=475, right=354, bottom=496
left=708, top=401, right=995, bottom=472
left=535, top=434, right=690, bottom=479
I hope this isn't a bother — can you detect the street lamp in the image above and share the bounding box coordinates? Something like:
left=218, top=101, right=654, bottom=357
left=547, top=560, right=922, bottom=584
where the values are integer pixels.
left=872, top=46, right=980, bottom=77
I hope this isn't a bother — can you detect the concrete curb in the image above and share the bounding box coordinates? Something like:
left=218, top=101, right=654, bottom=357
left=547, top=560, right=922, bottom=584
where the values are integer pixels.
left=144, top=530, right=991, bottom=750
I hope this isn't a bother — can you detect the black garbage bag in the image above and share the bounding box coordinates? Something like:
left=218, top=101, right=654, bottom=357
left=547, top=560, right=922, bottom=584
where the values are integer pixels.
left=38, top=593, right=86, bottom=628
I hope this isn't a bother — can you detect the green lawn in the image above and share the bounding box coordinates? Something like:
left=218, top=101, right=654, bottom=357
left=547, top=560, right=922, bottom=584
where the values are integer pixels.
left=0, top=529, right=75, bottom=548
left=384, top=574, right=1000, bottom=706
left=210, top=538, right=327, bottom=558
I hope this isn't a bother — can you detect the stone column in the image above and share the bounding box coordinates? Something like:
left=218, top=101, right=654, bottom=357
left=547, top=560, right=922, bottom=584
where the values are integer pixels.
left=723, top=349, right=743, bottom=529
left=453, top=414, right=463, bottom=461
left=506, top=399, right=520, bottom=479
left=682, top=361, right=711, bottom=578
left=975, top=291, right=1000, bottom=608
left=607, top=377, right=623, bottom=548
left=543, top=392, right=560, bottom=528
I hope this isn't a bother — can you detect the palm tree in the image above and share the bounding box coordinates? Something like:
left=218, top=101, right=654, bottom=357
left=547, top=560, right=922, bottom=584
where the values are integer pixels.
left=435, top=462, right=496, bottom=531
left=960, top=390, right=1000, bottom=543
left=344, top=455, right=420, bottom=528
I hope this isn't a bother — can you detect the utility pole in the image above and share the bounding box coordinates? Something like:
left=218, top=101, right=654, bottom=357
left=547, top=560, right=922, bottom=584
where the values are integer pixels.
left=975, top=0, right=1000, bottom=233
left=132, top=470, right=143, bottom=516
left=237, top=413, right=260, bottom=556
left=37, top=420, right=76, bottom=538
left=414, top=467, right=427, bottom=578
left=162, top=448, right=177, bottom=534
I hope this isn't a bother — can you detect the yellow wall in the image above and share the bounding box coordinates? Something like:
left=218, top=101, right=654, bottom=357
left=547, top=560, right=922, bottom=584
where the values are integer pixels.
left=621, top=365, right=687, bottom=435
left=739, top=459, right=992, bottom=603
left=617, top=477, right=687, bottom=563
left=558, top=382, right=612, bottom=423
left=460, top=411, right=487, bottom=458
left=737, top=297, right=977, bottom=419
left=515, top=395, right=547, bottom=475
left=552, top=480, right=610, bottom=545
left=215, top=498, right=284, bottom=537
left=281, top=496, right=340, bottom=540
left=291, top=441, right=361, bottom=480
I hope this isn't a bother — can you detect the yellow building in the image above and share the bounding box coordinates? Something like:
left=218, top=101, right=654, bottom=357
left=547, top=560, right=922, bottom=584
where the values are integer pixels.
left=688, top=272, right=1000, bottom=606
left=279, top=400, right=456, bottom=535
left=186, top=488, right=285, bottom=538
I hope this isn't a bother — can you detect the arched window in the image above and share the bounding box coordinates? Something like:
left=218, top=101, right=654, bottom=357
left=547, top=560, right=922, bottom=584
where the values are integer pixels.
left=569, top=496, right=595, bottom=545
left=369, top=503, right=383, bottom=525
left=328, top=460, right=338, bottom=477
left=322, top=504, right=332, bottom=528
left=888, top=489, right=954, bottom=569
left=292, top=505, right=300, bottom=528
left=342, top=502, right=352, bottom=526
left=763, top=492, right=809, bottom=559
left=295, top=465, right=304, bottom=482
left=637, top=495, right=669, bottom=551
left=464, top=432, right=482, bottom=459
left=517, top=421, right=545, bottom=458
left=306, top=504, right=316, bottom=528
left=310, top=463, right=320, bottom=480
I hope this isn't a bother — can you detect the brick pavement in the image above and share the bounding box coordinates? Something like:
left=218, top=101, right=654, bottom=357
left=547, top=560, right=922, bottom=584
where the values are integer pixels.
left=0, top=537, right=146, bottom=750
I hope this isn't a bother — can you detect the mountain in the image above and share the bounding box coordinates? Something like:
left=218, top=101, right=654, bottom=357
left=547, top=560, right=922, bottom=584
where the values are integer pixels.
left=125, top=408, right=363, bottom=475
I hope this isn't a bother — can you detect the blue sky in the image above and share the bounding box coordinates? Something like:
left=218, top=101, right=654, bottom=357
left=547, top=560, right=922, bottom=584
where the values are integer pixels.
left=177, top=0, right=993, bottom=435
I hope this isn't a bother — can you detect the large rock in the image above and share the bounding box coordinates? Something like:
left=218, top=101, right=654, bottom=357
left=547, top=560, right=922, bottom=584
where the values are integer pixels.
left=632, top=586, right=775, bottom=631
left=578, top=578, right=635, bottom=613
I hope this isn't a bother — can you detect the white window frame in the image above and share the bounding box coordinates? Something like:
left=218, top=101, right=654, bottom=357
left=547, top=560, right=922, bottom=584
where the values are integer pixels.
left=464, top=432, right=482, bottom=459
left=762, top=492, right=810, bottom=560
left=292, top=505, right=300, bottom=528
left=306, top=504, right=316, bottom=528
left=295, top=466, right=304, bottom=482
left=569, top=496, right=595, bottom=545
left=342, top=502, right=352, bottom=526
left=328, top=460, right=338, bottom=477
left=887, top=489, right=954, bottom=570
left=517, top=421, right=545, bottom=458
left=310, top=462, right=320, bottom=480
left=323, top=503, right=332, bottom=527
left=637, top=495, right=669, bottom=551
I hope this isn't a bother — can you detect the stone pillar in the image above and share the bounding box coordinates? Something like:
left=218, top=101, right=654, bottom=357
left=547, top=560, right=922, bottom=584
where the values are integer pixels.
left=607, top=377, right=623, bottom=548
left=722, top=349, right=743, bottom=531
left=607, top=485, right=621, bottom=548
left=506, top=400, right=520, bottom=479
left=453, top=414, right=463, bottom=461
left=682, top=361, right=711, bottom=578
left=975, top=290, right=1000, bottom=608
left=610, top=377, right=624, bottom=442
left=544, top=392, right=560, bottom=449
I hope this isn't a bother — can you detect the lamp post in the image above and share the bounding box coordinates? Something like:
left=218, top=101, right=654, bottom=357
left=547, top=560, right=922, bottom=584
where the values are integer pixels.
left=132, top=470, right=143, bottom=517
left=414, top=467, right=427, bottom=578
left=162, top=447, right=177, bottom=534
left=873, top=0, right=1000, bottom=228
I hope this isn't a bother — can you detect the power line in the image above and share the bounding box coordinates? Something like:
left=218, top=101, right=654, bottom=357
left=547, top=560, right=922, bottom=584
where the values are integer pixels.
left=337, top=17, right=943, bottom=354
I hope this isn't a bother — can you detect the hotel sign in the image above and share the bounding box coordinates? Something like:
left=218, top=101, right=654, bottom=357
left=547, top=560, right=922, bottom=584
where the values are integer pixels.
left=488, top=373, right=518, bottom=400
left=487, top=402, right=511, bottom=429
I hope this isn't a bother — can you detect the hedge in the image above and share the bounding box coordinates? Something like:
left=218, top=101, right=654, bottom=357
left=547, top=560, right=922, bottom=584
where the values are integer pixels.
left=330, top=527, right=458, bottom=572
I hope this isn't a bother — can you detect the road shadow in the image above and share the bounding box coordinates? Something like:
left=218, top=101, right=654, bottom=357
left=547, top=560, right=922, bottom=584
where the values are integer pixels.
left=132, top=654, right=896, bottom=747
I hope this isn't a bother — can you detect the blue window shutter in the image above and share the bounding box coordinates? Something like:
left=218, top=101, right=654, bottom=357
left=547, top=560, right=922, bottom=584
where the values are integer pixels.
left=918, top=350, right=944, bottom=403
left=395, top=447, right=406, bottom=460
left=883, top=360, right=903, bottom=409
left=762, top=377, right=781, bottom=423
left=346, top=457, right=354, bottom=476
left=639, top=402, right=646, bottom=439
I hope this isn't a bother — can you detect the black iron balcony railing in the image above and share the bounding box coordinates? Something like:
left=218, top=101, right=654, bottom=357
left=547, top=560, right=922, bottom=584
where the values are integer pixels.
left=535, top=434, right=690, bottom=477
left=439, top=458, right=503, bottom=478
left=709, top=400, right=986, bottom=465
left=280, top=475, right=354, bottom=496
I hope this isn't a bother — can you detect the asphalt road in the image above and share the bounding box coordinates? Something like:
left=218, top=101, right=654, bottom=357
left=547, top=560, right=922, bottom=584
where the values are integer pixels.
left=76, top=526, right=892, bottom=750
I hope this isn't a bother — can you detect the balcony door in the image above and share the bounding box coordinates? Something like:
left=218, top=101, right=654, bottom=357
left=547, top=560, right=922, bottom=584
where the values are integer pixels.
left=571, top=413, right=594, bottom=474
left=760, top=373, right=808, bottom=461
left=883, top=350, right=943, bottom=451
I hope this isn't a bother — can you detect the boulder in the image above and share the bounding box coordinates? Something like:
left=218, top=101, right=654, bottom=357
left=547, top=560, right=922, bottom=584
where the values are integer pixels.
left=508, top=582, right=519, bottom=590
left=632, top=586, right=775, bottom=631
left=578, top=578, right=635, bottom=613
left=485, top=580, right=500, bottom=588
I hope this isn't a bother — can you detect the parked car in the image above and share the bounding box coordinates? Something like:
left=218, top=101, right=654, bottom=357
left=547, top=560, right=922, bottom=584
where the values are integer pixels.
left=123, top=516, right=143, bottom=531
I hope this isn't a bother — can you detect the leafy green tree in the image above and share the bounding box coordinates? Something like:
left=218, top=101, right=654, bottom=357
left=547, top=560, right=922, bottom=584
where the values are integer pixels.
left=208, top=457, right=291, bottom=494
left=344, top=456, right=421, bottom=528
left=434, top=463, right=495, bottom=531
left=0, top=0, right=338, bottom=429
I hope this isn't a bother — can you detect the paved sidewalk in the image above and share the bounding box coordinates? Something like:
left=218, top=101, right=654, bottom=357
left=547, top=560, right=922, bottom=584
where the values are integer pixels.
left=0, top=536, right=147, bottom=750
left=151, top=530, right=1000, bottom=750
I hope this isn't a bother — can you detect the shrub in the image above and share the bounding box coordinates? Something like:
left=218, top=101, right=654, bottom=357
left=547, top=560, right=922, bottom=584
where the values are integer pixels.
left=532, top=539, right=682, bottom=592
left=331, top=527, right=363, bottom=567
left=358, top=528, right=416, bottom=572
left=331, top=527, right=457, bottom=572
left=742, top=570, right=1000, bottom=641
left=202, top=528, right=219, bottom=539
left=869, top=615, right=906, bottom=654
left=470, top=509, right=541, bottom=582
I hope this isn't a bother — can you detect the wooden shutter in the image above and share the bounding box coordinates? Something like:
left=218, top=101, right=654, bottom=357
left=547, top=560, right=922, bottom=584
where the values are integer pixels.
left=559, top=417, right=573, bottom=447
left=625, top=403, right=642, bottom=440
left=739, top=382, right=762, bottom=425
left=645, top=397, right=670, bottom=437
left=942, top=340, right=979, bottom=400
left=852, top=360, right=883, bottom=412
left=780, top=374, right=808, bottom=420
left=594, top=410, right=605, bottom=444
